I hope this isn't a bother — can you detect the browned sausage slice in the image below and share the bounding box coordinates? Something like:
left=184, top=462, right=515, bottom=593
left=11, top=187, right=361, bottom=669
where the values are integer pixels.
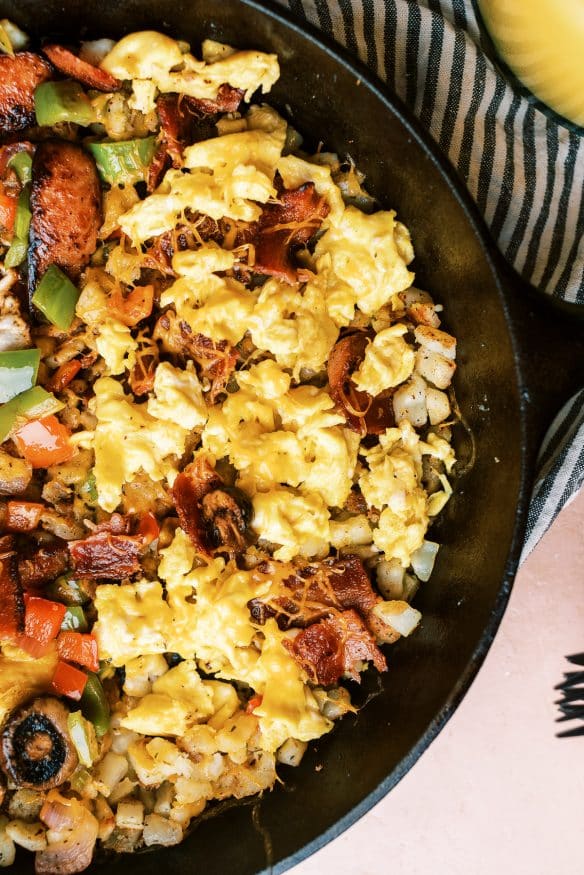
left=28, top=140, right=102, bottom=293
left=42, top=44, right=120, bottom=92
left=0, top=52, right=52, bottom=135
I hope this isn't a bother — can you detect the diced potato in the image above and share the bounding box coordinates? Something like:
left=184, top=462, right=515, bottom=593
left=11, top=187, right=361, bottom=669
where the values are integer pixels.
left=123, top=654, right=169, bottom=697
left=415, top=348, right=456, bottom=389
left=94, top=796, right=115, bottom=842
left=0, top=817, right=15, bottom=868
left=5, top=820, right=46, bottom=852
left=7, top=790, right=43, bottom=823
left=95, top=752, right=129, bottom=796
left=393, top=374, right=427, bottom=427
left=153, top=783, right=175, bottom=816
left=108, top=777, right=137, bottom=805
left=414, top=325, right=456, bottom=360
left=143, top=814, right=183, bottom=848
left=168, top=800, right=206, bottom=826
left=375, top=558, right=405, bottom=600
left=276, top=738, right=307, bottom=767
left=426, top=387, right=451, bottom=425
left=115, top=799, right=144, bottom=830
left=329, top=514, right=373, bottom=549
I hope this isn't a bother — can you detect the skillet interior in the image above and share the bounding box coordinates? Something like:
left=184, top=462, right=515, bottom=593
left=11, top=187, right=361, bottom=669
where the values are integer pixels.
left=0, top=1, right=529, bottom=872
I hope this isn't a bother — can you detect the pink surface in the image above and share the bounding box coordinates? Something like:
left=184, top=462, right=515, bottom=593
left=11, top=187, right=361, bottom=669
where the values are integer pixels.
left=291, top=490, right=584, bottom=875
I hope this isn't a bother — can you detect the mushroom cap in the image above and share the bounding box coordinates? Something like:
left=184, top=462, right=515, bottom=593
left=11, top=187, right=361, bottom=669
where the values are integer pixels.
left=0, top=696, right=78, bottom=790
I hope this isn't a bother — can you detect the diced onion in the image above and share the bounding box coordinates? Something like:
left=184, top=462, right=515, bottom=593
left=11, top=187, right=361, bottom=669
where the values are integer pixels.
left=79, top=39, right=116, bottom=65
left=410, top=540, right=439, bottom=582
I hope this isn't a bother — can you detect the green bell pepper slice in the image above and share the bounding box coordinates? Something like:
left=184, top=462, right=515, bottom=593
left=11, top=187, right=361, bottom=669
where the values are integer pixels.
left=61, top=606, right=89, bottom=632
left=34, top=80, right=96, bottom=128
left=31, top=264, right=80, bottom=330
left=88, top=137, right=156, bottom=185
left=0, top=385, right=64, bottom=443
left=80, top=672, right=110, bottom=737
left=46, top=573, right=94, bottom=606
left=0, top=348, right=41, bottom=404
left=4, top=187, right=31, bottom=268
left=8, top=151, right=32, bottom=186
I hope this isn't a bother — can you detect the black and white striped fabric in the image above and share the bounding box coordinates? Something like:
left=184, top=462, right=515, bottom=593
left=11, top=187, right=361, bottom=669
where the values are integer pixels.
left=276, top=0, right=584, bottom=556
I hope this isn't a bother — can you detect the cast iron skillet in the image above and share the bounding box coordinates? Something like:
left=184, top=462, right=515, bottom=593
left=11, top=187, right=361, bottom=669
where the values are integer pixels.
left=2, top=1, right=532, bottom=872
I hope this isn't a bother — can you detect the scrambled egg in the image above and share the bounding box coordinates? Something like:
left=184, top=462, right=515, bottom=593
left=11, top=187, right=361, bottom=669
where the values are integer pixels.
left=314, top=206, right=415, bottom=326
left=252, top=487, right=330, bottom=561
left=249, top=279, right=339, bottom=378
left=76, top=276, right=137, bottom=376
left=358, top=421, right=455, bottom=567
left=101, top=32, right=279, bottom=104
left=352, top=324, right=416, bottom=395
left=203, top=360, right=357, bottom=508
left=91, top=377, right=189, bottom=512
left=95, top=529, right=331, bottom=751
left=160, top=247, right=255, bottom=346
left=120, top=107, right=286, bottom=243
left=147, top=361, right=207, bottom=429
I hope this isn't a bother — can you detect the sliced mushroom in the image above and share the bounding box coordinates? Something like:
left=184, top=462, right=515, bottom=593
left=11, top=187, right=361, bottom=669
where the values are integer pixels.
left=0, top=697, right=78, bottom=790
left=200, top=486, right=253, bottom=554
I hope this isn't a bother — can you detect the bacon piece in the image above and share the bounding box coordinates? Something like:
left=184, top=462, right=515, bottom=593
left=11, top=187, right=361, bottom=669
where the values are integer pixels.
left=18, top=540, right=70, bottom=589
left=285, top=609, right=386, bottom=685
left=181, top=325, right=238, bottom=404
left=0, top=534, right=24, bottom=637
left=185, top=84, right=244, bottom=116
left=68, top=531, right=143, bottom=579
left=253, top=181, right=330, bottom=284
left=147, top=95, right=188, bottom=191
left=5, top=501, right=44, bottom=532
left=29, top=141, right=102, bottom=294
left=251, top=555, right=380, bottom=630
left=172, top=458, right=223, bottom=559
left=129, top=334, right=159, bottom=397
left=42, top=44, right=120, bottom=92
left=0, top=53, right=52, bottom=135
left=327, top=332, right=395, bottom=436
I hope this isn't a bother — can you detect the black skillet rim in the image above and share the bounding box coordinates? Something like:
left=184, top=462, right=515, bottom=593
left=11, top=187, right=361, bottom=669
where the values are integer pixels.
left=228, top=0, right=533, bottom=870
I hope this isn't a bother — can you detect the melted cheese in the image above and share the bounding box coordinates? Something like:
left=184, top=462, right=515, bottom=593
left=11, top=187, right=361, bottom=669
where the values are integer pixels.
left=121, top=661, right=214, bottom=737
left=94, top=580, right=172, bottom=665
left=96, top=529, right=332, bottom=751
left=359, top=421, right=430, bottom=567
left=147, top=361, right=207, bottom=429
left=314, top=206, right=415, bottom=326
left=352, top=324, right=415, bottom=395
left=120, top=121, right=286, bottom=243
left=92, top=377, right=188, bottom=512
left=76, top=277, right=136, bottom=376
left=252, top=488, right=330, bottom=561
left=249, top=279, right=339, bottom=379
left=101, top=32, right=279, bottom=102
left=202, top=361, right=356, bottom=506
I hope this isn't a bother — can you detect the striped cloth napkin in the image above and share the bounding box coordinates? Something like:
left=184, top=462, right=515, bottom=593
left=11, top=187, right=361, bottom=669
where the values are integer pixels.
left=275, top=0, right=584, bottom=559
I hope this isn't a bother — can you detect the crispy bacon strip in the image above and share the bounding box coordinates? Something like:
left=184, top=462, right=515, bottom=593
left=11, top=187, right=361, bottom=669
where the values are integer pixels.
left=18, top=539, right=70, bottom=588
left=42, top=44, right=120, bottom=91
left=172, top=458, right=223, bottom=559
left=253, top=181, right=330, bottom=284
left=0, top=53, right=51, bottom=135
left=68, top=531, right=143, bottom=579
left=29, top=140, right=102, bottom=294
left=185, top=84, right=244, bottom=116
left=0, top=535, right=24, bottom=637
left=249, top=555, right=380, bottom=630
left=285, top=609, right=386, bottom=685
left=327, top=333, right=395, bottom=436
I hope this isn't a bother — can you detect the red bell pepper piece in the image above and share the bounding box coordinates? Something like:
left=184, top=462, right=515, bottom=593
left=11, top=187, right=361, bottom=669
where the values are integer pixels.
left=138, top=511, right=160, bottom=545
left=22, top=594, right=67, bottom=647
left=56, top=631, right=99, bottom=673
left=0, top=192, right=17, bottom=235
left=48, top=359, right=82, bottom=393
left=51, top=660, right=88, bottom=701
left=6, top=501, right=44, bottom=532
left=14, top=415, right=74, bottom=468
left=246, top=694, right=263, bottom=714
